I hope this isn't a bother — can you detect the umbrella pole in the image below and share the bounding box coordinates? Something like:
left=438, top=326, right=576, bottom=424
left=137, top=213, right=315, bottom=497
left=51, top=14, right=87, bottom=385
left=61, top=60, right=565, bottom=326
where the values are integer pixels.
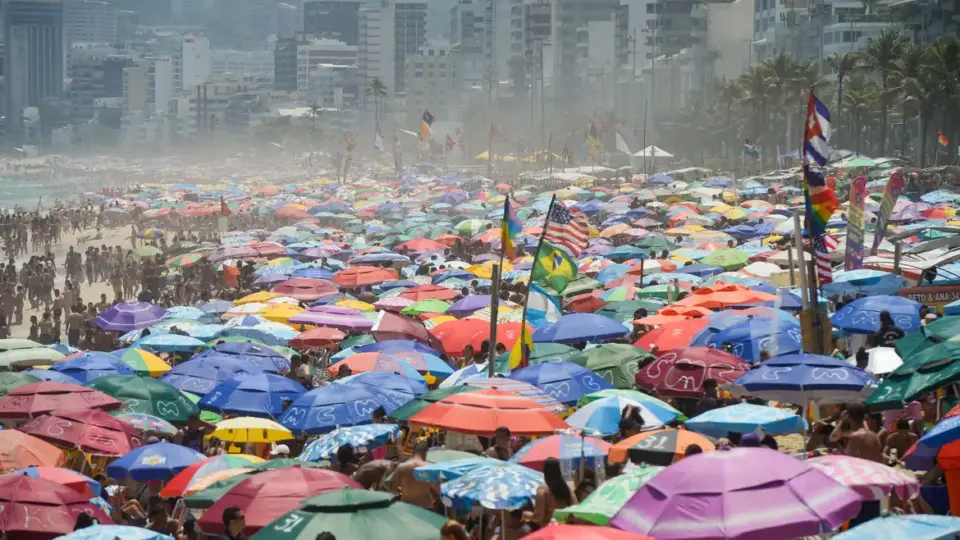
left=488, top=263, right=501, bottom=378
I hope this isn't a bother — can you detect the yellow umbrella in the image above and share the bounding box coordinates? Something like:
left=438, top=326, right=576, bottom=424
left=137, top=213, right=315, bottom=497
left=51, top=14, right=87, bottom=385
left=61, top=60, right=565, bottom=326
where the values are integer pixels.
left=723, top=208, right=748, bottom=221
left=115, top=348, right=171, bottom=377
left=762, top=234, right=785, bottom=245
left=722, top=190, right=739, bottom=203
left=259, top=303, right=305, bottom=324
left=335, top=299, right=376, bottom=312
left=710, top=203, right=733, bottom=213
left=235, top=291, right=282, bottom=305
left=423, top=315, right=456, bottom=330
left=211, top=417, right=293, bottom=443
left=265, top=257, right=295, bottom=265
left=689, top=230, right=733, bottom=242
left=467, top=260, right=514, bottom=279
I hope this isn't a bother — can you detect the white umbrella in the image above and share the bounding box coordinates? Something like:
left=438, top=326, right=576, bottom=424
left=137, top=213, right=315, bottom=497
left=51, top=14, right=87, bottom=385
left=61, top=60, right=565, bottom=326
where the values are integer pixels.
left=845, top=346, right=903, bottom=375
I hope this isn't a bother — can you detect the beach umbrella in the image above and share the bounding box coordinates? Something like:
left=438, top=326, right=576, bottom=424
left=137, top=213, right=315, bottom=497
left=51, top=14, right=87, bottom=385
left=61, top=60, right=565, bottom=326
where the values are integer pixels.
left=199, top=299, right=235, bottom=314
left=705, top=316, right=803, bottom=363
left=533, top=313, right=629, bottom=344
left=287, top=310, right=373, bottom=331
left=440, top=462, right=543, bottom=510
left=250, top=489, right=447, bottom=540
left=0, top=382, right=121, bottom=419
left=325, top=352, right=426, bottom=382
left=159, top=454, right=265, bottom=498
left=807, top=455, right=919, bottom=501
left=567, top=344, right=653, bottom=389
left=635, top=347, right=748, bottom=398
left=831, top=515, right=960, bottom=540
left=845, top=346, right=903, bottom=375
left=49, top=352, right=136, bottom=384
left=167, top=253, right=204, bottom=267
left=12, top=466, right=101, bottom=498
left=198, top=467, right=361, bottom=536
left=728, top=353, right=877, bottom=404
left=409, top=389, right=568, bottom=436
left=398, top=284, right=460, bottom=301
left=0, top=346, right=64, bottom=370
left=510, top=434, right=611, bottom=471
left=0, top=476, right=112, bottom=540
left=183, top=473, right=255, bottom=509
left=208, top=341, right=292, bottom=372
left=0, top=371, right=41, bottom=396
left=429, top=318, right=529, bottom=356
left=20, top=409, right=143, bottom=455
left=106, top=442, right=204, bottom=481
left=578, top=389, right=684, bottom=417
left=684, top=402, right=807, bottom=438
left=210, top=417, right=293, bottom=443
left=198, top=373, right=306, bottom=418
left=634, top=317, right=712, bottom=351
left=113, top=413, right=177, bottom=436
left=413, top=457, right=501, bottom=483
left=299, top=424, right=400, bottom=462
left=57, top=525, right=173, bottom=540
left=87, top=375, right=199, bottom=424
left=333, top=266, right=399, bottom=287
left=566, top=396, right=677, bottom=436
left=388, top=385, right=478, bottom=421
left=823, top=269, right=908, bottom=297
left=92, top=301, right=167, bottom=331
left=159, top=355, right=267, bottom=396
left=133, top=245, right=163, bottom=259
left=555, top=465, right=663, bottom=526
left=673, top=283, right=776, bottom=309
left=0, top=429, right=66, bottom=471
left=401, top=298, right=451, bottom=315
left=279, top=383, right=405, bottom=435
left=271, top=278, right=338, bottom=301
left=111, top=348, right=171, bottom=376
left=699, top=249, right=748, bottom=270
left=609, top=448, right=862, bottom=539
left=608, top=428, right=715, bottom=465
left=525, top=524, right=651, bottom=540
left=831, top=295, right=923, bottom=335
left=508, top=361, right=613, bottom=405
left=133, top=333, right=205, bottom=353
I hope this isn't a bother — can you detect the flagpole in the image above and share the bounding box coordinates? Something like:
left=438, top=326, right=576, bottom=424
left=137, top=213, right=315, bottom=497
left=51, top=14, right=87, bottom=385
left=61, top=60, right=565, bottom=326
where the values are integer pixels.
left=489, top=196, right=513, bottom=377
left=515, top=194, right=558, bottom=369
left=547, top=131, right=553, bottom=173
left=487, top=123, right=494, bottom=178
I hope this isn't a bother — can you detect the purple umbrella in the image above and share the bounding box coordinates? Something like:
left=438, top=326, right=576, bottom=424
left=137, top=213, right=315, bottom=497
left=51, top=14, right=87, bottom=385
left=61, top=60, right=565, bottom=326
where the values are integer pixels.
left=208, top=244, right=259, bottom=262
left=583, top=244, right=612, bottom=256
left=610, top=447, right=861, bottom=539
left=288, top=311, right=374, bottom=330
left=93, top=302, right=168, bottom=332
left=447, top=295, right=492, bottom=317
left=301, top=246, right=342, bottom=259
left=307, top=305, right=364, bottom=316
left=254, top=273, right=290, bottom=285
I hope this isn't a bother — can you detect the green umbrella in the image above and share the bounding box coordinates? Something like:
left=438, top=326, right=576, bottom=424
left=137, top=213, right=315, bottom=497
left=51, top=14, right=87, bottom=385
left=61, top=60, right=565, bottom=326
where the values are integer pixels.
left=636, top=284, right=677, bottom=300
left=0, top=371, right=40, bottom=397
left=184, top=473, right=252, bottom=509
left=568, top=344, right=653, bottom=389
left=340, top=334, right=376, bottom=350
left=0, top=347, right=64, bottom=370
left=87, top=375, right=199, bottom=424
left=577, top=389, right=684, bottom=419
left=400, top=299, right=451, bottom=315
left=595, top=300, right=662, bottom=322
left=700, top=249, right=749, bottom=270
left=637, top=235, right=676, bottom=253
left=388, top=385, right=479, bottom=421
left=844, top=157, right=878, bottom=168
left=251, top=458, right=329, bottom=472
left=555, top=465, right=664, bottom=525
left=453, top=219, right=491, bottom=235
left=250, top=489, right=447, bottom=540
left=560, top=276, right=603, bottom=297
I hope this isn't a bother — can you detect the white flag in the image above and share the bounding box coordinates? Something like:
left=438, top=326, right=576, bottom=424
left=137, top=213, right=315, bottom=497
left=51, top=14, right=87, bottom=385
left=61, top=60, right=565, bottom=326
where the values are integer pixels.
left=616, top=131, right=632, bottom=155
left=374, top=128, right=384, bottom=152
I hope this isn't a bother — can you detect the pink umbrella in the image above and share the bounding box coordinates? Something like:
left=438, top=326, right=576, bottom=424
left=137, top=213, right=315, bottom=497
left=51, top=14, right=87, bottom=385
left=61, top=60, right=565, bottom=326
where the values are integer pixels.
left=807, top=455, right=920, bottom=501
left=610, top=447, right=862, bottom=539
left=373, top=297, right=415, bottom=312
left=209, top=244, right=259, bottom=262
left=271, top=278, right=338, bottom=301
left=372, top=311, right=446, bottom=354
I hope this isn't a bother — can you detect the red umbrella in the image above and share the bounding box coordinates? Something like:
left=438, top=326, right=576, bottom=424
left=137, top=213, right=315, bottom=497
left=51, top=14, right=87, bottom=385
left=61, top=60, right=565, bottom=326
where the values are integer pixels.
left=634, top=318, right=712, bottom=353
left=288, top=327, right=347, bottom=350
left=409, top=389, right=569, bottom=436
left=13, top=467, right=100, bottom=497
left=249, top=241, right=288, bottom=257
left=20, top=409, right=144, bottom=456
left=566, top=291, right=607, bottom=313
left=398, top=285, right=460, bottom=302
left=0, top=382, right=122, bottom=419
left=396, top=238, right=448, bottom=252
left=0, top=476, right=112, bottom=540
left=524, top=524, right=652, bottom=540
left=372, top=311, right=447, bottom=354
left=673, top=283, right=776, bottom=309
left=271, top=278, right=339, bottom=301
left=429, top=319, right=531, bottom=356
left=332, top=266, right=398, bottom=287
left=198, top=466, right=360, bottom=535
left=0, top=430, right=66, bottom=471
left=635, top=347, right=750, bottom=398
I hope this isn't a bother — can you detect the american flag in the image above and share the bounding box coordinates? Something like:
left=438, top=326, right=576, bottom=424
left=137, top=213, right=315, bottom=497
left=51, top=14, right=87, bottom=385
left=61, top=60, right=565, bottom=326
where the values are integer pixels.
left=544, top=203, right=589, bottom=257
left=813, top=234, right=834, bottom=284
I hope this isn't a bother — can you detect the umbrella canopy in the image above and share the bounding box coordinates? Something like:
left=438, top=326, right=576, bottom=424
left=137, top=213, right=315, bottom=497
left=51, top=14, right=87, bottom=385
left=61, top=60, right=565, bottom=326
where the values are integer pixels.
left=12, top=466, right=101, bottom=497
left=409, top=389, right=569, bottom=436
left=159, top=454, right=265, bottom=498
left=159, top=355, right=267, bottom=396
left=567, top=344, right=653, bottom=389
left=271, top=278, right=338, bottom=301
left=49, top=352, right=136, bottom=384
left=831, top=515, right=960, bottom=540
left=280, top=383, right=409, bottom=434
left=635, top=318, right=713, bottom=351
left=111, top=348, right=171, bottom=377
left=333, top=266, right=399, bottom=287
left=440, top=462, right=544, bottom=510
left=113, top=413, right=177, bottom=435
left=533, top=314, right=629, bottom=344
left=198, top=466, right=361, bottom=535
left=105, top=442, right=205, bottom=481
left=508, top=361, right=613, bottom=405
left=210, top=417, right=294, bottom=443
left=249, top=489, right=447, bottom=540
left=198, top=373, right=306, bottom=418
left=608, top=429, right=715, bottom=465
left=728, top=353, right=877, bottom=404
left=20, top=409, right=144, bottom=456
left=0, top=382, right=122, bottom=419
left=636, top=347, right=749, bottom=398
left=92, top=302, right=167, bottom=331
left=0, top=429, right=66, bottom=471
left=523, top=525, right=651, bottom=540
left=566, top=396, right=678, bottom=436
left=0, top=371, right=41, bottom=396
left=684, top=403, right=807, bottom=438
left=807, top=455, right=919, bottom=501
left=57, top=525, right=173, bottom=540
left=555, top=465, right=664, bottom=526
left=510, top=434, right=611, bottom=471
left=831, top=295, right=923, bottom=335
left=610, top=448, right=862, bottom=539
left=299, top=424, right=400, bottom=462
left=0, top=475, right=112, bottom=540
left=86, top=375, right=199, bottom=424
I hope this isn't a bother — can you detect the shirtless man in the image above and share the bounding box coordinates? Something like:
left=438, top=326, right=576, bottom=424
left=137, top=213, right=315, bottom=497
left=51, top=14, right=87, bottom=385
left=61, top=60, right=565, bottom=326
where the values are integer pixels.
left=831, top=404, right=884, bottom=463
left=885, top=418, right=919, bottom=463
left=387, top=440, right=435, bottom=509
left=484, top=426, right=514, bottom=460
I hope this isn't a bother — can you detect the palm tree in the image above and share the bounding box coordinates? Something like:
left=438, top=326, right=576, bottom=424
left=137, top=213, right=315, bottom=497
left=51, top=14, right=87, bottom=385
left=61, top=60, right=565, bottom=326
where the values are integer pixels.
left=825, top=52, right=863, bottom=143
left=864, top=29, right=909, bottom=155
left=365, top=77, right=388, bottom=126
left=929, top=38, right=960, bottom=160
left=715, top=78, right=742, bottom=157
left=737, top=67, right=770, bottom=147
left=842, top=73, right=881, bottom=155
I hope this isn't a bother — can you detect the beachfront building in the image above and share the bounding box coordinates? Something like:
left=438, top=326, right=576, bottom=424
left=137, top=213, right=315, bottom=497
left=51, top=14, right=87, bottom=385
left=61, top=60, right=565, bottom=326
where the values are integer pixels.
left=404, top=40, right=457, bottom=124
left=64, top=0, right=117, bottom=44
left=211, top=49, right=275, bottom=82
left=303, top=0, right=364, bottom=45
left=66, top=43, right=136, bottom=124
left=296, top=37, right=358, bottom=92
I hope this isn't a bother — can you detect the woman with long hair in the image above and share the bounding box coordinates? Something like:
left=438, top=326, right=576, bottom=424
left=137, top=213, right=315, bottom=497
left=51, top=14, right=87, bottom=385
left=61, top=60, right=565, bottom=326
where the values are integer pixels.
left=527, top=457, right=578, bottom=528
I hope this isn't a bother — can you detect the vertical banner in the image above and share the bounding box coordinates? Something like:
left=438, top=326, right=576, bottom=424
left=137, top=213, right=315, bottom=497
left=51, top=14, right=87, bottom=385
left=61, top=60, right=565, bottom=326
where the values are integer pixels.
left=871, top=171, right=905, bottom=255
left=844, top=176, right=867, bottom=271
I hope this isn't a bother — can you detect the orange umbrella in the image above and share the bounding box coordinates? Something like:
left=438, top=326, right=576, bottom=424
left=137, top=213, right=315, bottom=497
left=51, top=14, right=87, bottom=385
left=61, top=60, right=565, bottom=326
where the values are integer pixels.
left=434, top=234, right=461, bottom=247
left=289, top=327, right=347, bottom=350
left=409, top=389, right=569, bottom=436
left=633, top=306, right=713, bottom=326
left=397, top=285, right=459, bottom=302
left=430, top=319, right=531, bottom=356
left=271, top=278, right=338, bottom=301
left=635, top=317, right=712, bottom=352
left=625, top=259, right=678, bottom=277
left=673, top=283, right=776, bottom=309
left=0, top=429, right=66, bottom=471
left=608, top=428, right=715, bottom=465
left=332, top=266, right=398, bottom=287
left=396, top=238, right=448, bottom=252
left=566, top=291, right=607, bottom=313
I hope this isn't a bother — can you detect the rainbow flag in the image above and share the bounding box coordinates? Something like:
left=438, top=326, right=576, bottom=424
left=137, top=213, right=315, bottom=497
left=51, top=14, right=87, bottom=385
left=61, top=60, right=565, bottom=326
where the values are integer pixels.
left=939, top=130, right=950, bottom=147
left=500, top=197, right=522, bottom=258
left=802, top=91, right=838, bottom=237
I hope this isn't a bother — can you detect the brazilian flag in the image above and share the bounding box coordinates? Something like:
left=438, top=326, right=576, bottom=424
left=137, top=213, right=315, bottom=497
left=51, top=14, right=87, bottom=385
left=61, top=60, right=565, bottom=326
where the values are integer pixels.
left=532, top=241, right=576, bottom=293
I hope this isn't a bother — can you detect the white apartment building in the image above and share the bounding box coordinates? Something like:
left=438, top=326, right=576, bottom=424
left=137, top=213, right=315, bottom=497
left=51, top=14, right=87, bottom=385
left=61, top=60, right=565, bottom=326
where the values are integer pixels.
left=211, top=49, right=275, bottom=81
left=179, top=34, right=211, bottom=91
left=359, top=0, right=397, bottom=100
left=405, top=40, right=456, bottom=122
left=65, top=0, right=118, bottom=44
left=296, top=38, right=358, bottom=92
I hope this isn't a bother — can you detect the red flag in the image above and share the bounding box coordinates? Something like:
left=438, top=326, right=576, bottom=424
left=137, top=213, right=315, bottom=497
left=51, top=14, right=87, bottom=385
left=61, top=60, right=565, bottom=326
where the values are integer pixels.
left=223, top=265, right=239, bottom=288
left=220, top=196, right=232, bottom=216
left=445, top=135, right=456, bottom=150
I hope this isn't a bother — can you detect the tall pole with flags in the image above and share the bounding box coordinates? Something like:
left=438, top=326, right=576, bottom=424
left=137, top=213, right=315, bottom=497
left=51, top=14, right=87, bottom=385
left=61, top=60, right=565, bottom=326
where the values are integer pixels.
left=511, top=195, right=556, bottom=370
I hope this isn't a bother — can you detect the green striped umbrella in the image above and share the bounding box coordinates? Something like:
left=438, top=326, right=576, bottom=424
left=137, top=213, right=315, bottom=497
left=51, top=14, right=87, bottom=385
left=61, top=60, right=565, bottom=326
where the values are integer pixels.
left=555, top=465, right=664, bottom=525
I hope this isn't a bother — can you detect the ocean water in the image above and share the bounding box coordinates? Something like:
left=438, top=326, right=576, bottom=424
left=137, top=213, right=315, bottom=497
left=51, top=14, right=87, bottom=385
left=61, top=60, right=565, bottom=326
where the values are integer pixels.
left=0, top=173, right=93, bottom=211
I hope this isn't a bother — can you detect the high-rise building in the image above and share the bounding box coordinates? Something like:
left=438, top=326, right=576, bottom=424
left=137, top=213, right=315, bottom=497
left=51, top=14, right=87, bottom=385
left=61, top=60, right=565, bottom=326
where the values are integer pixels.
left=303, top=0, right=363, bottom=45
left=179, top=34, right=210, bottom=91
left=276, top=2, right=298, bottom=39
left=405, top=40, right=456, bottom=121
left=211, top=49, right=275, bottom=81
left=66, top=43, right=133, bottom=123
left=64, top=0, right=117, bottom=44
left=359, top=0, right=396, bottom=98
left=4, top=0, right=66, bottom=141
left=394, top=2, right=427, bottom=93
left=274, top=36, right=300, bottom=91
left=450, top=0, right=485, bottom=88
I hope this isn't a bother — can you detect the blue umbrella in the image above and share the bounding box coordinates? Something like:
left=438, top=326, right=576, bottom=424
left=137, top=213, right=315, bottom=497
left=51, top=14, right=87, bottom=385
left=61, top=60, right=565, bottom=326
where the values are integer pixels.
left=279, top=383, right=408, bottom=435
left=133, top=334, right=205, bottom=353
left=21, top=368, right=81, bottom=384
left=918, top=414, right=960, bottom=449
left=351, top=252, right=412, bottom=265
left=159, top=355, right=266, bottom=396
left=105, top=442, right=204, bottom=481
left=440, top=463, right=544, bottom=510
left=255, top=273, right=291, bottom=285
left=58, top=525, right=174, bottom=540
left=706, top=317, right=803, bottom=363
left=508, top=361, right=613, bottom=405
left=47, top=343, right=80, bottom=355
left=163, top=306, right=213, bottom=322
left=198, top=299, right=236, bottom=314
left=648, top=175, right=674, bottom=185
left=832, top=515, right=960, bottom=540
left=595, top=264, right=630, bottom=285
left=221, top=322, right=299, bottom=346
left=533, top=314, right=629, bottom=344
left=729, top=353, right=877, bottom=404
left=49, top=352, right=135, bottom=384
left=674, top=264, right=725, bottom=278
left=291, top=267, right=336, bottom=280
left=565, top=396, right=678, bottom=436
left=604, top=246, right=649, bottom=261
left=353, top=340, right=444, bottom=358
left=209, top=342, right=292, bottom=373
left=299, top=424, right=400, bottom=462
left=333, top=371, right=428, bottom=397
left=684, top=403, right=807, bottom=438
left=509, top=434, right=611, bottom=471
left=198, top=373, right=306, bottom=417
left=414, top=457, right=500, bottom=483
left=831, top=295, right=923, bottom=335
left=823, top=269, right=908, bottom=297
left=689, top=312, right=751, bottom=346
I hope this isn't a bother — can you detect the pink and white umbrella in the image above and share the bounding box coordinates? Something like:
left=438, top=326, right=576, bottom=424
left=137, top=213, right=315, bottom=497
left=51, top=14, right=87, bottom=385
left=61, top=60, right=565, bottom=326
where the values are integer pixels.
left=807, top=455, right=920, bottom=501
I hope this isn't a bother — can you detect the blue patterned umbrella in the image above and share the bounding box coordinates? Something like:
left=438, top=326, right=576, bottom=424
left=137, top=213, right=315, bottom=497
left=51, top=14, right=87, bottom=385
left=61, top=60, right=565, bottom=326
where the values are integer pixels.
left=279, top=383, right=410, bottom=435
left=21, top=368, right=81, bottom=384
left=566, top=396, right=678, bottom=436
left=106, top=442, right=204, bottom=481
left=133, top=333, right=205, bottom=353
left=198, top=373, right=306, bottom=417
left=508, top=361, right=613, bottom=405
left=830, top=296, right=922, bottom=335
left=832, top=515, right=960, bottom=540
left=49, top=352, right=135, bottom=384
left=57, top=525, right=173, bottom=540
left=440, top=463, right=544, bottom=510
left=728, top=353, right=877, bottom=404
left=299, top=424, right=400, bottom=462
left=684, top=403, right=807, bottom=438
left=533, top=314, right=629, bottom=344
left=159, top=355, right=265, bottom=396
left=414, top=458, right=500, bottom=483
